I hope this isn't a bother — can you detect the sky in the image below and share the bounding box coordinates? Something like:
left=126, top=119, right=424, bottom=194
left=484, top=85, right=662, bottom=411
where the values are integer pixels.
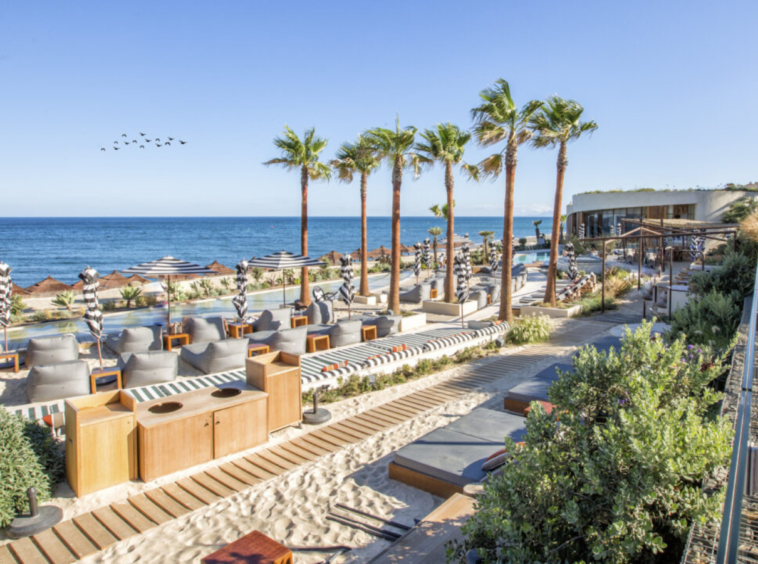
left=1, top=1, right=756, bottom=217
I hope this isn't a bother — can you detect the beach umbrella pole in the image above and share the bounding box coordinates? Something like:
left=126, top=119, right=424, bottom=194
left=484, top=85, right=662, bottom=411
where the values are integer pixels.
left=167, top=275, right=172, bottom=329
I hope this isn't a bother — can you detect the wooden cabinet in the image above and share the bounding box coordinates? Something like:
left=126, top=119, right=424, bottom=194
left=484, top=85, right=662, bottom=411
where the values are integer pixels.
left=246, top=351, right=302, bottom=432
left=136, top=384, right=268, bottom=482
left=65, top=391, right=137, bottom=497
left=213, top=403, right=267, bottom=459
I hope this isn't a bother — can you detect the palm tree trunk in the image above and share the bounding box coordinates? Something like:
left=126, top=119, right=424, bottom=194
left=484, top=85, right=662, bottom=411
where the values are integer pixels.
left=499, top=144, right=517, bottom=323
left=388, top=156, right=403, bottom=313
left=300, top=165, right=310, bottom=305
left=444, top=161, right=455, bottom=303
left=432, top=237, right=438, bottom=266
left=545, top=142, right=568, bottom=307
left=359, top=172, right=370, bottom=296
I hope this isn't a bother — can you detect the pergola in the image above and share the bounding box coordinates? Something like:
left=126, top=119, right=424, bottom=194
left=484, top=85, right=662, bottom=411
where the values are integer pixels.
left=578, top=219, right=739, bottom=314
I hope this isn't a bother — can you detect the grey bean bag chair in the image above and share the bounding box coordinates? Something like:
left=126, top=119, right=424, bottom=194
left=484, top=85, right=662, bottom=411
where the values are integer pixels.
left=326, top=319, right=362, bottom=348
left=487, top=284, right=501, bottom=303
left=118, top=351, right=178, bottom=389
left=184, top=317, right=227, bottom=344
left=248, top=326, right=308, bottom=355
left=180, top=337, right=250, bottom=374
left=361, top=314, right=401, bottom=338
left=470, top=290, right=488, bottom=310
left=27, top=360, right=90, bottom=403
left=25, top=335, right=79, bottom=369
left=306, top=300, right=333, bottom=325
left=399, top=283, right=431, bottom=304
left=106, top=326, right=162, bottom=354
left=252, top=308, right=293, bottom=332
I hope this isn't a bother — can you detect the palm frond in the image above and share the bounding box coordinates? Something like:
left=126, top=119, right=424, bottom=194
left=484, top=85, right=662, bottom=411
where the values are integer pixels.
left=478, top=153, right=504, bottom=180
left=461, top=163, right=480, bottom=182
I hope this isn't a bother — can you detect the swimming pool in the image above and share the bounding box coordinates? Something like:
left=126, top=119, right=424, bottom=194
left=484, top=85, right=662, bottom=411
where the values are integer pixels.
left=514, top=251, right=550, bottom=264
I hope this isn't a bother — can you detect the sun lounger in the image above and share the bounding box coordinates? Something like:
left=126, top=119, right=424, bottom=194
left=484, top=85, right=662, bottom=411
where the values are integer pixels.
left=26, top=360, right=91, bottom=403
left=118, top=350, right=178, bottom=388
left=25, top=334, right=79, bottom=368
left=389, top=407, right=526, bottom=498
left=105, top=325, right=163, bottom=354
left=503, top=363, right=572, bottom=414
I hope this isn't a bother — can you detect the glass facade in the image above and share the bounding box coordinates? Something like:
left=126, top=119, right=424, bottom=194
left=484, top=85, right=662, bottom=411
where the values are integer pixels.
left=572, top=205, right=696, bottom=237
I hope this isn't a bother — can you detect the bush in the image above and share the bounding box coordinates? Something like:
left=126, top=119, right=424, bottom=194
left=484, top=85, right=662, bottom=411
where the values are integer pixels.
left=668, top=290, right=740, bottom=350
left=51, top=291, right=76, bottom=312
left=578, top=292, right=618, bottom=315
left=450, top=323, right=732, bottom=564
left=119, top=286, right=142, bottom=308
left=31, top=310, right=50, bottom=322
left=723, top=196, right=758, bottom=224
left=688, top=250, right=756, bottom=302
left=0, top=410, right=65, bottom=528
left=506, top=315, right=552, bottom=344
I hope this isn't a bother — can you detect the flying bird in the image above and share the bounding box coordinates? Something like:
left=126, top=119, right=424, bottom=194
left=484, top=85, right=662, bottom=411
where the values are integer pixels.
left=145, top=139, right=151, bottom=142
left=155, top=138, right=160, bottom=141
left=140, top=132, right=146, bottom=136
left=125, top=141, right=130, bottom=145
left=100, top=148, right=105, bottom=151
left=140, top=145, right=145, bottom=149
left=156, top=143, right=162, bottom=147
left=164, top=142, right=171, bottom=146
left=179, top=140, right=187, bottom=144
left=114, top=141, right=118, bottom=144
left=121, top=134, right=127, bottom=137
left=113, top=147, right=119, bottom=150
left=132, top=140, right=137, bottom=143
left=167, top=137, right=174, bottom=141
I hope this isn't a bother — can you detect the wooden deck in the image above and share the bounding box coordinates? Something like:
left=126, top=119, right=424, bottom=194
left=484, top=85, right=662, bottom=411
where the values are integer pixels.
left=0, top=320, right=610, bottom=564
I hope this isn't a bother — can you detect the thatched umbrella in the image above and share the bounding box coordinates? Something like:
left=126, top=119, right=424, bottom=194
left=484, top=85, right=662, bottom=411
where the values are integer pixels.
left=123, top=274, right=151, bottom=286
left=206, top=261, right=236, bottom=276
left=26, top=276, right=74, bottom=295
left=12, top=283, right=29, bottom=296
left=72, top=270, right=132, bottom=291
left=367, top=246, right=391, bottom=260
left=319, top=251, right=344, bottom=266
left=399, top=244, right=415, bottom=255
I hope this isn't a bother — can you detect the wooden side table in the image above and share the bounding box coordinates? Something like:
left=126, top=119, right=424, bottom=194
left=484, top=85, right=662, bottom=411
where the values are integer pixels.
left=90, top=368, right=123, bottom=394
left=430, top=288, right=438, bottom=299
left=306, top=334, right=330, bottom=353
left=290, top=315, right=308, bottom=329
left=202, top=530, right=293, bottom=564
left=163, top=333, right=190, bottom=351
left=229, top=322, right=253, bottom=339
left=0, top=351, right=19, bottom=373
left=248, top=344, right=270, bottom=357
left=361, top=325, right=377, bottom=342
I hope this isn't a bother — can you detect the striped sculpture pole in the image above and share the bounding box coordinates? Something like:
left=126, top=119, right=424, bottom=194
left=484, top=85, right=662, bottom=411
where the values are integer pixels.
left=413, top=242, right=422, bottom=285
left=78, top=266, right=104, bottom=370
left=461, top=244, right=472, bottom=283
left=454, top=253, right=469, bottom=329
left=339, top=255, right=355, bottom=320
left=565, top=242, right=578, bottom=281
left=0, top=262, right=11, bottom=353
left=490, top=247, right=499, bottom=275
left=423, top=238, right=433, bottom=279
left=232, top=259, right=249, bottom=335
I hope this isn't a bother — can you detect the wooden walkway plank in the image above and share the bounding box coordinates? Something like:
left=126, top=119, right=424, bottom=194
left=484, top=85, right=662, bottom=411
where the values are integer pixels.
left=267, top=445, right=310, bottom=465
left=31, top=530, right=75, bottom=564
left=405, top=393, right=444, bottom=407
left=92, top=506, right=138, bottom=541
left=110, top=502, right=158, bottom=534
left=381, top=401, right=418, bottom=415
left=233, top=457, right=279, bottom=480
left=244, top=453, right=288, bottom=476
left=144, top=489, right=191, bottom=519
left=333, top=419, right=377, bottom=437
left=255, top=450, right=298, bottom=471
left=8, top=538, right=46, bottom=564
left=218, top=462, right=262, bottom=487
left=189, top=472, right=236, bottom=498
left=176, top=477, right=222, bottom=506
left=321, top=424, right=367, bottom=442
left=128, top=494, right=174, bottom=525
left=417, top=388, right=457, bottom=402
left=393, top=397, right=436, bottom=412
left=0, top=546, right=18, bottom=564
left=162, top=482, right=209, bottom=511
left=365, top=407, right=407, bottom=424
left=354, top=412, right=399, bottom=429
left=72, top=513, right=118, bottom=551
left=309, top=429, right=353, bottom=447
left=203, top=468, right=247, bottom=493
left=374, top=404, right=415, bottom=420
left=52, top=521, right=98, bottom=560
left=291, top=436, right=336, bottom=455
left=340, top=417, right=385, bottom=434
left=277, top=441, right=321, bottom=462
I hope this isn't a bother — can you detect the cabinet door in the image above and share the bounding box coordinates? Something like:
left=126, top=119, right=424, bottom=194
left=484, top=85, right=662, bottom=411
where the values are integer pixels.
left=79, top=417, right=135, bottom=495
left=140, top=413, right=212, bottom=482
left=214, top=401, right=267, bottom=459
left=268, top=368, right=301, bottom=432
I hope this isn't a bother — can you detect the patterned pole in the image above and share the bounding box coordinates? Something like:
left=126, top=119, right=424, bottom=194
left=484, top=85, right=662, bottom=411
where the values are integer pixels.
left=413, top=242, right=422, bottom=284
left=490, top=247, right=499, bottom=275
left=454, top=253, right=469, bottom=329
left=232, top=259, right=249, bottom=332
left=339, top=255, right=355, bottom=319
left=423, top=238, right=433, bottom=279
left=0, top=262, right=11, bottom=352
left=78, top=266, right=104, bottom=369
left=565, top=242, right=578, bottom=281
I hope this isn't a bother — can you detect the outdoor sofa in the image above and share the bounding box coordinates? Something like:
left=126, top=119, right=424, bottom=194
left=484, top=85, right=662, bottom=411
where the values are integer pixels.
left=399, top=283, right=432, bottom=304
left=105, top=325, right=162, bottom=354
left=25, top=334, right=79, bottom=368
left=118, top=350, right=178, bottom=388
left=180, top=316, right=248, bottom=374
left=252, top=308, right=293, bottom=332
left=26, top=360, right=90, bottom=403
left=305, top=319, right=363, bottom=348
left=360, top=313, right=402, bottom=338
left=248, top=326, right=308, bottom=355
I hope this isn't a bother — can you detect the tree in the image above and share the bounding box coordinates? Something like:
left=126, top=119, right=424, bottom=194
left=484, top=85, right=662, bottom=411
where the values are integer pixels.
left=428, top=226, right=443, bottom=266
left=119, top=286, right=142, bottom=308
left=530, top=96, right=598, bottom=306
left=429, top=202, right=453, bottom=221
left=264, top=126, right=331, bottom=305
left=364, top=117, right=420, bottom=314
left=478, top=230, right=495, bottom=256
left=330, top=136, right=380, bottom=297
left=532, top=219, right=542, bottom=241
left=52, top=291, right=75, bottom=313
left=416, top=123, right=478, bottom=303
left=723, top=196, right=758, bottom=224
left=471, top=79, right=543, bottom=322
left=559, top=214, right=567, bottom=244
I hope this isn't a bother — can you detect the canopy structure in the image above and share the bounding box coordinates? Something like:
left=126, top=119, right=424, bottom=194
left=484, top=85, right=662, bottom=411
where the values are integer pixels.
left=206, top=261, right=236, bottom=276
left=319, top=251, right=343, bottom=266
left=248, top=251, right=324, bottom=305
left=122, top=256, right=216, bottom=326
left=26, top=276, right=74, bottom=295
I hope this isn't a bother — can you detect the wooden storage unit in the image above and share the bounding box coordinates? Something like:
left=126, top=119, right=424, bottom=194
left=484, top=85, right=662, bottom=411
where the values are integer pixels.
left=137, top=384, right=268, bottom=482
left=65, top=391, right=138, bottom=497
left=246, top=351, right=302, bottom=432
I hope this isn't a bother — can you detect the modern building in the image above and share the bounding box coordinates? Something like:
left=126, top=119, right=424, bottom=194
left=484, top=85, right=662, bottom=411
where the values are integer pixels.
left=565, top=189, right=752, bottom=238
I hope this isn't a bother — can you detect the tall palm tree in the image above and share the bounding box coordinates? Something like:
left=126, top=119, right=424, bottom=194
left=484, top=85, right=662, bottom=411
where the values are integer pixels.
left=479, top=230, right=495, bottom=256
left=330, top=136, right=379, bottom=297
left=428, top=226, right=443, bottom=266
left=264, top=126, right=331, bottom=305
left=472, top=79, right=543, bottom=323
left=416, top=124, right=479, bottom=304
left=364, top=117, right=420, bottom=314
left=530, top=96, right=598, bottom=306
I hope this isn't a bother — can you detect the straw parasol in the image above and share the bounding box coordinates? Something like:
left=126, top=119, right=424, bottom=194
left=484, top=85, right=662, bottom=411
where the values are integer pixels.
left=206, top=261, right=236, bottom=276
left=26, top=276, right=74, bottom=295
left=12, top=283, right=29, bottom=296
left=248, top=251, right=325, bottom=305
left=366, top=245, right=391, bottom=260
left=319, top=251, right=344, bottom=266
left=123, top=274, right=151, bottom=286
left=399, top=244, right=415, bottom=255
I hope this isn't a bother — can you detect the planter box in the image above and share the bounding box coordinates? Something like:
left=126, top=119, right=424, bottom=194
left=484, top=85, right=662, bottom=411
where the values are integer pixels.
left=354, top=295, right=377, bottom=305
left=399, top=312, right=427, bottom=332
left=520, top=304, right=582, bottom=318
left=422, top=300, right=478, bottom=317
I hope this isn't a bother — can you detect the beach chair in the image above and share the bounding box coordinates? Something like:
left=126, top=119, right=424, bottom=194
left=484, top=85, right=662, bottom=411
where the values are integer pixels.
left=118, top=350, right=178, bottom=388
left=252, top=308, right=293, bottom=332
left=26, top=360, right=91, bottom=403
left=105, top=325, right=162, bottom=354
left=25, top=334, right=79, bottom=368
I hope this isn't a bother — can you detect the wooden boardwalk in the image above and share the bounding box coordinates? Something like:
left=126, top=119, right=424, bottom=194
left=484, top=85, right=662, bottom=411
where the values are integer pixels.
left=0, top=320, right=609, bottom=564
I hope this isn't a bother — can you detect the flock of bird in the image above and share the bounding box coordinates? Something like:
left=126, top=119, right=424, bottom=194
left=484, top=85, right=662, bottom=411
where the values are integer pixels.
left=100, top=133, right=188, bottom=151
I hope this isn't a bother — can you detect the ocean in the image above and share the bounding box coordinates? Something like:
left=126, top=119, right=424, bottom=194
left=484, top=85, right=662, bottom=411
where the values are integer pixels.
left=0, top=216, right=552, bottom=287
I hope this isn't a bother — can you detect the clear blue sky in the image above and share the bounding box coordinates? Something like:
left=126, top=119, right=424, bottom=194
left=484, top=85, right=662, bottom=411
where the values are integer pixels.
left=1, top=1, right=755, bottom=217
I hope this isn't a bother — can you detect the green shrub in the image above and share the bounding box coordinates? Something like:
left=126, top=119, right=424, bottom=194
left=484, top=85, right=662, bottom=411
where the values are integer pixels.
left=0, top=411, right=65, bottom=528
left=450, top=323, right=732, bottom=564
left=578, top=292, right=618, bottom=315
left=668, top=290, right=740, bottom=350
left=31, top=310, right=50, bottom=322
left=11, top=294, right=25, bottom=317
left=51, top=291, right=75, bottom=312
left=102, top=300, right=117, bottom=311
left=220, top=277, right=232, bottom=292
left=119, top=286, right=142, bottom=308
left=688, top=250, right=756, bottom=302
left=506, top=315, right=552, bottom=344
left=199, top=279, right=215, bottom=297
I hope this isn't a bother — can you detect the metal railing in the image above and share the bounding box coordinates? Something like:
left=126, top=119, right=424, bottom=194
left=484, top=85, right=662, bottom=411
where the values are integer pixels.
left=714, top=262, right=758, bottom=564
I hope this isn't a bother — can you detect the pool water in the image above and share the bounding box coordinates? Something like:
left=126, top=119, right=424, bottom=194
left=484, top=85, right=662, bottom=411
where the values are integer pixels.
left=514, top=251, right=550, bottom=264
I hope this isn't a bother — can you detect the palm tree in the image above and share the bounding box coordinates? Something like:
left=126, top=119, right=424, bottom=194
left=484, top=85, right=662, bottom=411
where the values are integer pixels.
left=428, top=226, right=443, bottom=266
left=532, top=219, right=543, bottom=241
left=52, top=291, right=76, bottom=313
left=364, top=117, right=420, bottom=314
left=119, top=286, right=142, bottom=308
left=472, top=79, right=543, bottom=323
left=559, top=214, right=567, bottom=244
left=264, top=126, right=331, bottom=305
left=479, top=230, right=495, bottom=256
left=330, top=136, right=379, bottom=297
left=530, top=96, right=598, bottom=306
